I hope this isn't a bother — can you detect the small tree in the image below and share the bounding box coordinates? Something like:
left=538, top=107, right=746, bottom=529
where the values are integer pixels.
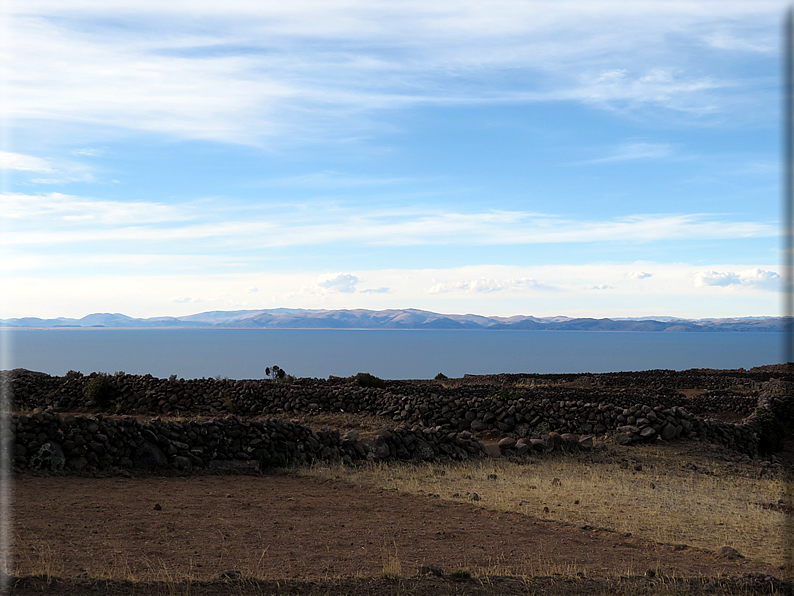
left=265, top=365, right=286, bottom=381
left=84, top=372, right=114, bottom=408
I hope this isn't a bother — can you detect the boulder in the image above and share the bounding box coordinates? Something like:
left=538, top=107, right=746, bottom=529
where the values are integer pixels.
left=529, top=438, right=548, bottom=452
left=640, top=427, right=658, bottom=440
left=661, top=423, right=677, bottom=441
left=497, top=437, right=517, bottom=450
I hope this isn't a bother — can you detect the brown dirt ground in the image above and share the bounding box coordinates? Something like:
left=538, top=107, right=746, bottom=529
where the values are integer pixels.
left=10, top=472, right=784, bottom=586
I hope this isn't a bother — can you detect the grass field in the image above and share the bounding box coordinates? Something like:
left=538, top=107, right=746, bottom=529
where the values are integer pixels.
left=298, top=441, right=790, bottom=568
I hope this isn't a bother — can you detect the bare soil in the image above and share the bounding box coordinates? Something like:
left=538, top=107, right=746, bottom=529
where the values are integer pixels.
left=9, top=470, right=788, bottom=596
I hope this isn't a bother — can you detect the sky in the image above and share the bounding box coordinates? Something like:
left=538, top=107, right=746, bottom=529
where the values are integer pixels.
left=0, top=0, right=789, bottom=320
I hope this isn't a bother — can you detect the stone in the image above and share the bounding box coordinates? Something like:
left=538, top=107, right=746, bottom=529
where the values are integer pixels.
left=470, top=420, right=488, bottom=432
left=560, top=433, right=579, bottom=446
left=640, top=427, right=658, bottom=440
left=417, top=564, right=444, bottom=577
left=616, top=425, right=640, bottom=434
left=713, top=546, right=743, bottom=560
left=661, top=423, right=677, bottom=441
left=514, top=424, right=531, bottom=437
left=133, top=440, right=168, bottom=469
left=30, top=442, right=65, bottom=472
left=529, top=438, right=548, bottom=452
left=66, top=456, right=88, bottom=471
left=615, top=432, right=635, bottom=445
left=547, top=432, right=563, bottom=450
left=497, top=437, right=517, bottom=450
left=170, top=455, right=193, bottom=472
left=578, top=435, right=594, bottom=451
left=468, top=492, right=480, bottom=501
left=482, top=443, right=501, bottom=458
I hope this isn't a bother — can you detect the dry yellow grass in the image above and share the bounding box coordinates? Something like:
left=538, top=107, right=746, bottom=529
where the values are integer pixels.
left=298, top=442, right=789, bottom=567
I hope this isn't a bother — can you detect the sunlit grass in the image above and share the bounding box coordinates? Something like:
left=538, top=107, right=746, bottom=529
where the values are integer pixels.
left=298, top=442, right=788, bottom=566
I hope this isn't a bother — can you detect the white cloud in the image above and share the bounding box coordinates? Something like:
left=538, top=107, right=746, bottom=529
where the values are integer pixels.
left=694, top=268, right=780, bottom=291
left=316, top=272, right=359, bottom=293
left=427, top=277, right=548, bottom=294
left=173, top=296, right=201, bottom=303
left=629, top=271, right=652, bottom=279
left=589, top=284, right=614, bottom=290
left=0, top=152, right=55, bottom=172
left=359, top=287, right=391, bottom=294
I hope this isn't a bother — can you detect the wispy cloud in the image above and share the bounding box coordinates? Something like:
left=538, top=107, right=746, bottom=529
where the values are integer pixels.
left=0, top=152, right=55, bottom=173
left=2, top=2, right=782, bottom=145
left=0, top=192, right=189, bottom=224
left=71, top=148, right=104, bottom=157
left=579, top=142, right=674, bottom=164
left=0, top=193, right=775, bottom=250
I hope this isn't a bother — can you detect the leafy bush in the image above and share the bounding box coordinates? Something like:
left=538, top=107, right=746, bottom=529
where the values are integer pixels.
left=434, top=372, right=448, bottom=380
left=83, top=372, right=114, bottom=408
left=350, top=372, right=386, bottom=389
left=64, top=370, right=82, bottom=380
left=755, top=408, right=787, bottom=455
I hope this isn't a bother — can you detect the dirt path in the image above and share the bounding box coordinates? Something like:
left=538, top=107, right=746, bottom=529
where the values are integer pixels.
left=11, top=473, right=778, bottom=582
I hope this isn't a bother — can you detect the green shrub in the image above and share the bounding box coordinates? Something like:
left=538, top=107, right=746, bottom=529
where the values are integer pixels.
left=434, top=372, right=448, bottom=380
left=755, top=408, right=787, bottom=455
left=64, top=370, right=82, bottom=380
left=83, top=372, right=114, bottom=408
left=349, top=372, right=386, bottom=389
left=489, top=388, right=513, bottom=400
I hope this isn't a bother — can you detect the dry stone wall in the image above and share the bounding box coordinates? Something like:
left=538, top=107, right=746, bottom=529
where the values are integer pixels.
left=10, top=411, right=485, bottom=473
left=4, top=368, right=791, bottom=462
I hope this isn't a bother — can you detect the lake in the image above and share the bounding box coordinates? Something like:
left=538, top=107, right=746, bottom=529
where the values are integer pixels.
left=0, top=328, right=783, bottom=380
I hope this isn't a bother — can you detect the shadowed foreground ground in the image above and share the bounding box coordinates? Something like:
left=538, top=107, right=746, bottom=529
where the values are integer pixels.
left=9, top=472, right=787, bottom=595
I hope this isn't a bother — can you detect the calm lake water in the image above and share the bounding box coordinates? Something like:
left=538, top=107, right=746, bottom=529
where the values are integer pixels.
left=0, top=329, right=783, bottom=380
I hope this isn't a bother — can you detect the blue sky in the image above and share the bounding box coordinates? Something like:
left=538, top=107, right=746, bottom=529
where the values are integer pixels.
left=0, top=0, right=787, bottom=319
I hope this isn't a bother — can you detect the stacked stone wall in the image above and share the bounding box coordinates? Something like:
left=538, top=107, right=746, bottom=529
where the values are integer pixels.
left=9, top=411, right=485, bottom=473
left=4, top=369, right=791, bottom=459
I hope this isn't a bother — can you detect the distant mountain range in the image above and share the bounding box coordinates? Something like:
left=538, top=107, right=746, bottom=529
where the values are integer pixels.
left=0, top=309, right=788, bottom=332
